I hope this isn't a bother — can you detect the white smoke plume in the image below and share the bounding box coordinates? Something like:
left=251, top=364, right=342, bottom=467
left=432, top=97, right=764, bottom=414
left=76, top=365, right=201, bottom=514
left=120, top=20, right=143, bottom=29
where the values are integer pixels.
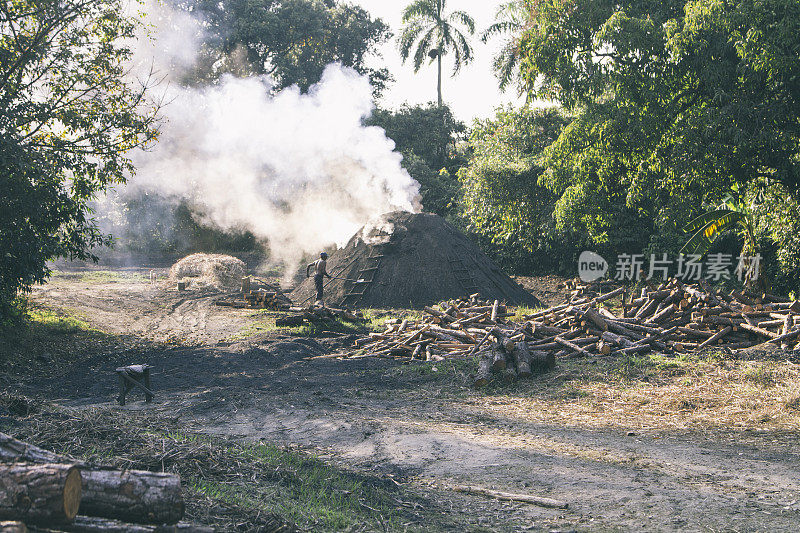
left=115, top=1, right=421, bottom=268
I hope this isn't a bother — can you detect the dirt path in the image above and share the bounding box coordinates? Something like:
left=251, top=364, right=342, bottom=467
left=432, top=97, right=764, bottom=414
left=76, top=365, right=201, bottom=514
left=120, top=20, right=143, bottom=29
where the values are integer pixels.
left=23, top=272, right=800, bottom=532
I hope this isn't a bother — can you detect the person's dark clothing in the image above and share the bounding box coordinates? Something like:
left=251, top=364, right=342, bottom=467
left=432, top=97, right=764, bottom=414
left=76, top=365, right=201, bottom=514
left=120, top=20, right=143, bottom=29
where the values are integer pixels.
left=314, top=274, right=324, bottom=301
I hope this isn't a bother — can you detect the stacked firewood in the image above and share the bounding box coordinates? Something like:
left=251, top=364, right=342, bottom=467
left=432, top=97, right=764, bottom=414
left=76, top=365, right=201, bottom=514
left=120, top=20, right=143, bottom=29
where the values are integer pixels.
left=528, top=278, right=800, bottom=357
left=342, top=281, right=799, bottom=387
left=0, top=433, right=210, bottom=532
left=214, top=277, right=292, bottom=310
left=340, top=295, right=554, bottom=386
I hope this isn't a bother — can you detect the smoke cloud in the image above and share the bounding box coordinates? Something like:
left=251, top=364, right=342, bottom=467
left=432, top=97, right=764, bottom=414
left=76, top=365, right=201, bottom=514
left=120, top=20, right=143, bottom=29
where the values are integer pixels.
left=111, top=1, right=421, bottom=268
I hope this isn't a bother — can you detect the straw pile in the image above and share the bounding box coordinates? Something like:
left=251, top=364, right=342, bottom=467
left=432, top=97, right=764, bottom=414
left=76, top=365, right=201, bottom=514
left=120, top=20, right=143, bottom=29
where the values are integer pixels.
left=168, top=253, right=246, bottom=289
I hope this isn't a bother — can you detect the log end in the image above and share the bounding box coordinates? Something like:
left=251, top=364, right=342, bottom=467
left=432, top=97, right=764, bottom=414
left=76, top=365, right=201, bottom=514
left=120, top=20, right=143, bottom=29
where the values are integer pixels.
left=64, top=466, right=82, bottom=521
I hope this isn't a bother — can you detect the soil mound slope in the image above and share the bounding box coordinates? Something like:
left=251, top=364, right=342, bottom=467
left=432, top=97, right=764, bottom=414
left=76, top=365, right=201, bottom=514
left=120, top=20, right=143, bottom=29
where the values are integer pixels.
left=169, top=253, right=246, bottom=289
left=291, top=211, right=541, bottom=309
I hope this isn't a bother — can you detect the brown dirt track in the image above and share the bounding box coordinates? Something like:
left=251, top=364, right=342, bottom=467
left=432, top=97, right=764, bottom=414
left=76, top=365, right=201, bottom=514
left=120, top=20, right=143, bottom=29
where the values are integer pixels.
left=6, top=269, right=800, bottom=532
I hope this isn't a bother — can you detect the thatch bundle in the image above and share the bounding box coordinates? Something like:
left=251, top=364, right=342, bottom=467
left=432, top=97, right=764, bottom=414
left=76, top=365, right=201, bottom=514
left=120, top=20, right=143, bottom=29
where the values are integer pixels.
left=168, top=253, right=246, bottom=289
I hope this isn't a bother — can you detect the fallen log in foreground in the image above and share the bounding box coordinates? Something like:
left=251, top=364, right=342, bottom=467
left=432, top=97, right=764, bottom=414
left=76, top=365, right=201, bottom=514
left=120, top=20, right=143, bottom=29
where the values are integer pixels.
left=0, top=434, right=183, bottom=525
left=0, top=464, right=81, bottom=525
left=35, top=516, right=213, bottom=533
left=0, top=522, right=27, bottom=533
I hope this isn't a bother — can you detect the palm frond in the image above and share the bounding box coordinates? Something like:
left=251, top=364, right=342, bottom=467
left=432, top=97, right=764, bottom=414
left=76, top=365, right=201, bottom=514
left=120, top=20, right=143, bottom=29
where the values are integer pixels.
left=448, top=10, right=475, bottom=34
left=495, top=41, right=520, bottom=90
left=412, top=27, right=437, bottom=71
left=401, top=0, right=437, bottom=24
left=481, top=21, right=519, bottom=42
left=450, top=29, right=473, bottom=74
left=398, top=20, right=426, bottom=61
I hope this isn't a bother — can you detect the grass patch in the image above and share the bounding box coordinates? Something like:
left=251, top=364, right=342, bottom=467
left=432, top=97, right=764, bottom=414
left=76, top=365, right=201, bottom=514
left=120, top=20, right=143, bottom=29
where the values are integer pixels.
left=50, top=270, right=147, bottom=283
left=4, top=401, right=457, bottom=532
left=26, top=307, right=98, bottom=334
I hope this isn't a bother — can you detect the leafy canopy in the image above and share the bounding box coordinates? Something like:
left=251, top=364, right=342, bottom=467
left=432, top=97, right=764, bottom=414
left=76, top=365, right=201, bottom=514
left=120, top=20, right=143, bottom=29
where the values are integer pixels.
left=183, top=0, right=392, bottom=94
left=457, top=106, right=585, bottom=272
left=517, top=0, right=800, bottom=253
left=0, top=0, right=159, bottom=317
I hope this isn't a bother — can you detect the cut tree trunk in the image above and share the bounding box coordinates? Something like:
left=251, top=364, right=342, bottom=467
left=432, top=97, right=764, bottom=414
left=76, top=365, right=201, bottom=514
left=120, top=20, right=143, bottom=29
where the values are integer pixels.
left=474, top=353, right=492, bottom=388
left=0, top=522, right=27, bottom=533
left=0, top=434, right=184, bottom=525
left=490, top=345, right=506, bottom=372
left=0, top=463, right=81, bottom=525
left=511, top=342, right=532, bottom=378
left=78, top=471, right=184, bottom=525
left=42, top=516, right=214, bottom=533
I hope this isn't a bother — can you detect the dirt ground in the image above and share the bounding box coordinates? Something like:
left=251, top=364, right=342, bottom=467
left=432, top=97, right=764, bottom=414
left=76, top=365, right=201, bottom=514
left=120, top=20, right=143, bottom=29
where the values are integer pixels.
left=7, top=269, right=800, bottom=532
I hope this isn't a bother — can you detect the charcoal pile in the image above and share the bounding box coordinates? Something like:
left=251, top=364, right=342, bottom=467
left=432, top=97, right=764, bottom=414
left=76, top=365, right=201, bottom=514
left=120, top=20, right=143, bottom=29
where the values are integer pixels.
left=340, top=280, right=800, bottom=388
left=291, top=211, right=541, bottom=309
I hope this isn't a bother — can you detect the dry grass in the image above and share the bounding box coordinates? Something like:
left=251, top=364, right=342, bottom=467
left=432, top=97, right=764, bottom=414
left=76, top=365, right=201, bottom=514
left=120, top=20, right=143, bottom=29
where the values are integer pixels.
left=466, top=352, right=800, bottom=431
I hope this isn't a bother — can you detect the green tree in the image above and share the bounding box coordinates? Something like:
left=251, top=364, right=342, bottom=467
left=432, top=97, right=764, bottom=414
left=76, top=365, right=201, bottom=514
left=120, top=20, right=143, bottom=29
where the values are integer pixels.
left=516, top=0, right=800, bottom=273
left=398, top=0, right=475, bottom=107
left=457, top=106, right=586, bottom=273
left=367, top=103, right=466, bottom=216
left=0, top=0, right=159, bottom=318
left=183, top=0, right=392, bottom=94
left=480, top=0, right=530, bottom=92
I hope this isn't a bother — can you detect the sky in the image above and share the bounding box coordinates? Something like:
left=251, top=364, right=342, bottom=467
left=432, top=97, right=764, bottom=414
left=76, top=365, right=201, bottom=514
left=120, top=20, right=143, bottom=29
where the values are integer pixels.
left=354, top=0, right=526, bottom=123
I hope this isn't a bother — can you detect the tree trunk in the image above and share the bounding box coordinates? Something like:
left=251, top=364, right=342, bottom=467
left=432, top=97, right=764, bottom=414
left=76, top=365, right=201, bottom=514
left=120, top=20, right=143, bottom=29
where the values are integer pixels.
left=0, top=434, right=183, bottom=525
left=473, top=352, right=492, bottom=388
left=511, top=342, right=532, bottom=378
left=46, top=516, right=213, bottom=533
left=437, top=52, right=442, bottom=107
left=0, top=463, right=81, bottom=525
left=79, top=471, right=184, bottom=526
left=0, top=522, right=27, bottom=533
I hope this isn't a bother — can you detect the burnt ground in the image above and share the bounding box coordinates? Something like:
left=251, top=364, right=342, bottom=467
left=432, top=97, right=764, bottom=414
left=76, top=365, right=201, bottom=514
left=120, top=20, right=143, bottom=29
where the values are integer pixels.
left=4, top=269, right=800, bottom=532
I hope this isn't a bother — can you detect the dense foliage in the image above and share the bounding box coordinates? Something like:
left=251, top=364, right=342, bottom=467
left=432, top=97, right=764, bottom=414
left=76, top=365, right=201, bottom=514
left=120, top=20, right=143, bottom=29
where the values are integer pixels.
left=497, top=0, right=800, bottom=285
left=184, top=0, right=392, bottom=94
left=457, top=106, right=586, bottom=272
left=0, top=0, right=158, bottom=318
left=367, top=103, right=466, bottom=216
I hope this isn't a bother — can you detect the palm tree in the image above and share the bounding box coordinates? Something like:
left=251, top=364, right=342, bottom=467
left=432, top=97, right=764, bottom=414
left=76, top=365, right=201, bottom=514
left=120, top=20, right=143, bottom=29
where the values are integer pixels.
left=398, top=0, right=475, bottom=107
left=480, top=0, right=530, bottom=92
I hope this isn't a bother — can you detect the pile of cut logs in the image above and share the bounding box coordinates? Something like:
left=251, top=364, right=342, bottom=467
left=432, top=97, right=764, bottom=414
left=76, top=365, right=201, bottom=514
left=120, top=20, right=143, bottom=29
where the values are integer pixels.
left=0, top=433, right=209, bottom=533
left=342, top=295, right=555, bottom=387
left=214, top=277, right=292, bottom=310
left=342, top=280, right=800, bottom=388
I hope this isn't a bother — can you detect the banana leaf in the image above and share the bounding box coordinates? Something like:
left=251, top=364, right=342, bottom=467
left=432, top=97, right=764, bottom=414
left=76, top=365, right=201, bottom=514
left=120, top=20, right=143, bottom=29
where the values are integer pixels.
left=680, top=210, right=745, bottom=256
left=682, top=209, right=735, bottom=234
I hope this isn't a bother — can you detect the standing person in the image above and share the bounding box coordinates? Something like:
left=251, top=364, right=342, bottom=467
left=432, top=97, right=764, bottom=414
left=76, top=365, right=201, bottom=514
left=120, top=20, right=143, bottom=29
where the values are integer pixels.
left=306, top=252, right=332, bottom=306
